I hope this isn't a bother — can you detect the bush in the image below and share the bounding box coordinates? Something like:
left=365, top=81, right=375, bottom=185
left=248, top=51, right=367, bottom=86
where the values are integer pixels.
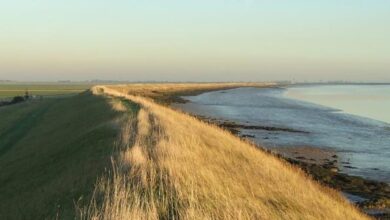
left=11, top=96, right=25, bottom=104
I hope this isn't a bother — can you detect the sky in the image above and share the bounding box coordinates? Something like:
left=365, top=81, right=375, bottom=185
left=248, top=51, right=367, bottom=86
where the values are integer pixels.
left=0, top=1, right=389, bottom=82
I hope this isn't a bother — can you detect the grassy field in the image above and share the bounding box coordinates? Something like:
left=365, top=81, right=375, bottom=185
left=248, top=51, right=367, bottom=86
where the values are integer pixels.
left=0, top=83, right=92, bottom=98
left=0, top=91, right=132, bottom=219
left=80, top=84, right=368, bottom=220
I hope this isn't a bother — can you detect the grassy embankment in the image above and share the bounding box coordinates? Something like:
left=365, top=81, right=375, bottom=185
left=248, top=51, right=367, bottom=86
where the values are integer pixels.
left=81, top=83, right=368, bottom=220
left=0, top=91, right=135, bottom=219
left=0, top=83, right=371, bottom=219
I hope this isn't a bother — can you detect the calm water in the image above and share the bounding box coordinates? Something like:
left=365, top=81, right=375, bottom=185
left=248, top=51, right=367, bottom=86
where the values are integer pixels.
left=174, top=85, right=390, bottom=182
left=286, top=85, right=390, bottom=123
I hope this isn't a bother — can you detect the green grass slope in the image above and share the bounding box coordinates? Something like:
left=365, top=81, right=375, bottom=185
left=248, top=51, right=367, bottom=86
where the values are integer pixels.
left=0, top=92, right=125, bottom=219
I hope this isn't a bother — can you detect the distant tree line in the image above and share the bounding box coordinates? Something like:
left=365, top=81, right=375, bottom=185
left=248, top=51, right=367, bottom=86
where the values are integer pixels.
left=0, top=91, right=30, bottom=107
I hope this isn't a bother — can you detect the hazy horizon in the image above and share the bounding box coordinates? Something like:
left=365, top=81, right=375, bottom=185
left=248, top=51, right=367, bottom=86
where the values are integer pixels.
left=1, top=79, right=390, bottom=84
left=1, top=1, right=389, bottom=82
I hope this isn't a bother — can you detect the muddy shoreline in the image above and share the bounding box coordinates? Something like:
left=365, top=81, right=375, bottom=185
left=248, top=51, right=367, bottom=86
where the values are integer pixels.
left=161, top=87, right=389, bottom=219
left=192, top=115, right=390, bottom=218
left=154, top=84, right=279, bottom=105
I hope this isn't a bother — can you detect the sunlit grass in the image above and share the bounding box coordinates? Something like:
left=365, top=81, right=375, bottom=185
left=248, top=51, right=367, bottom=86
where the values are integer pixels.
left=82, top=84, right=368, bottom=220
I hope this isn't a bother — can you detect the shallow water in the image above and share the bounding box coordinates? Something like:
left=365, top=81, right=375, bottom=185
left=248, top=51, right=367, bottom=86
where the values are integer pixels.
left=286, top=85, right=390, bottom=123
left=174, top=86, right=390, bottom=183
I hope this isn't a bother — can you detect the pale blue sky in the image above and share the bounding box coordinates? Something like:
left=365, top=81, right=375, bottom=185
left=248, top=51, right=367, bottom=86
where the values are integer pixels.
left=1, top=1, right=389, bottom=81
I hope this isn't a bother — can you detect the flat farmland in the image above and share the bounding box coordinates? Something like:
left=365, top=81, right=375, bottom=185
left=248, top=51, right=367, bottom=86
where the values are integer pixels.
left=0, top=84, right=93, bottom=98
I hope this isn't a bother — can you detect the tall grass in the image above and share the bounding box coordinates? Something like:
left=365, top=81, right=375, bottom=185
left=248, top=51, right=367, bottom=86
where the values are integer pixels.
left=84, top=84, right=368, bottom=220
left=102, top=82, right=274, bottom=99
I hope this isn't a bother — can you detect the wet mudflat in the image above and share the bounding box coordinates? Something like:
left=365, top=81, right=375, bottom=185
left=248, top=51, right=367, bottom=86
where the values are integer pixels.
left=173, top=86, right=390, bottom=218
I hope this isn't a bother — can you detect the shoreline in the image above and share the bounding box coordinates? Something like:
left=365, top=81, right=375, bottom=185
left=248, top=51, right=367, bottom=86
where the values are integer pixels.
left=165, top=88, right=389, bottom=219
left=155, top=84, right=278, bottom=105
left=192, top=115, right=390, bottom=219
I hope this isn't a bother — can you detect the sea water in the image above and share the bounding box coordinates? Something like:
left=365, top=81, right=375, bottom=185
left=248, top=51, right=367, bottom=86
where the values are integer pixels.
left=174, top=85, right=390, bottom=182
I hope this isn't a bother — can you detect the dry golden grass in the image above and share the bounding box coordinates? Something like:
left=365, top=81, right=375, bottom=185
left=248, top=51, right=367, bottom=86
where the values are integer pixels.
left=84, top=84, right=369, bottom=220
left=102, top=82, right=274, bottom=99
